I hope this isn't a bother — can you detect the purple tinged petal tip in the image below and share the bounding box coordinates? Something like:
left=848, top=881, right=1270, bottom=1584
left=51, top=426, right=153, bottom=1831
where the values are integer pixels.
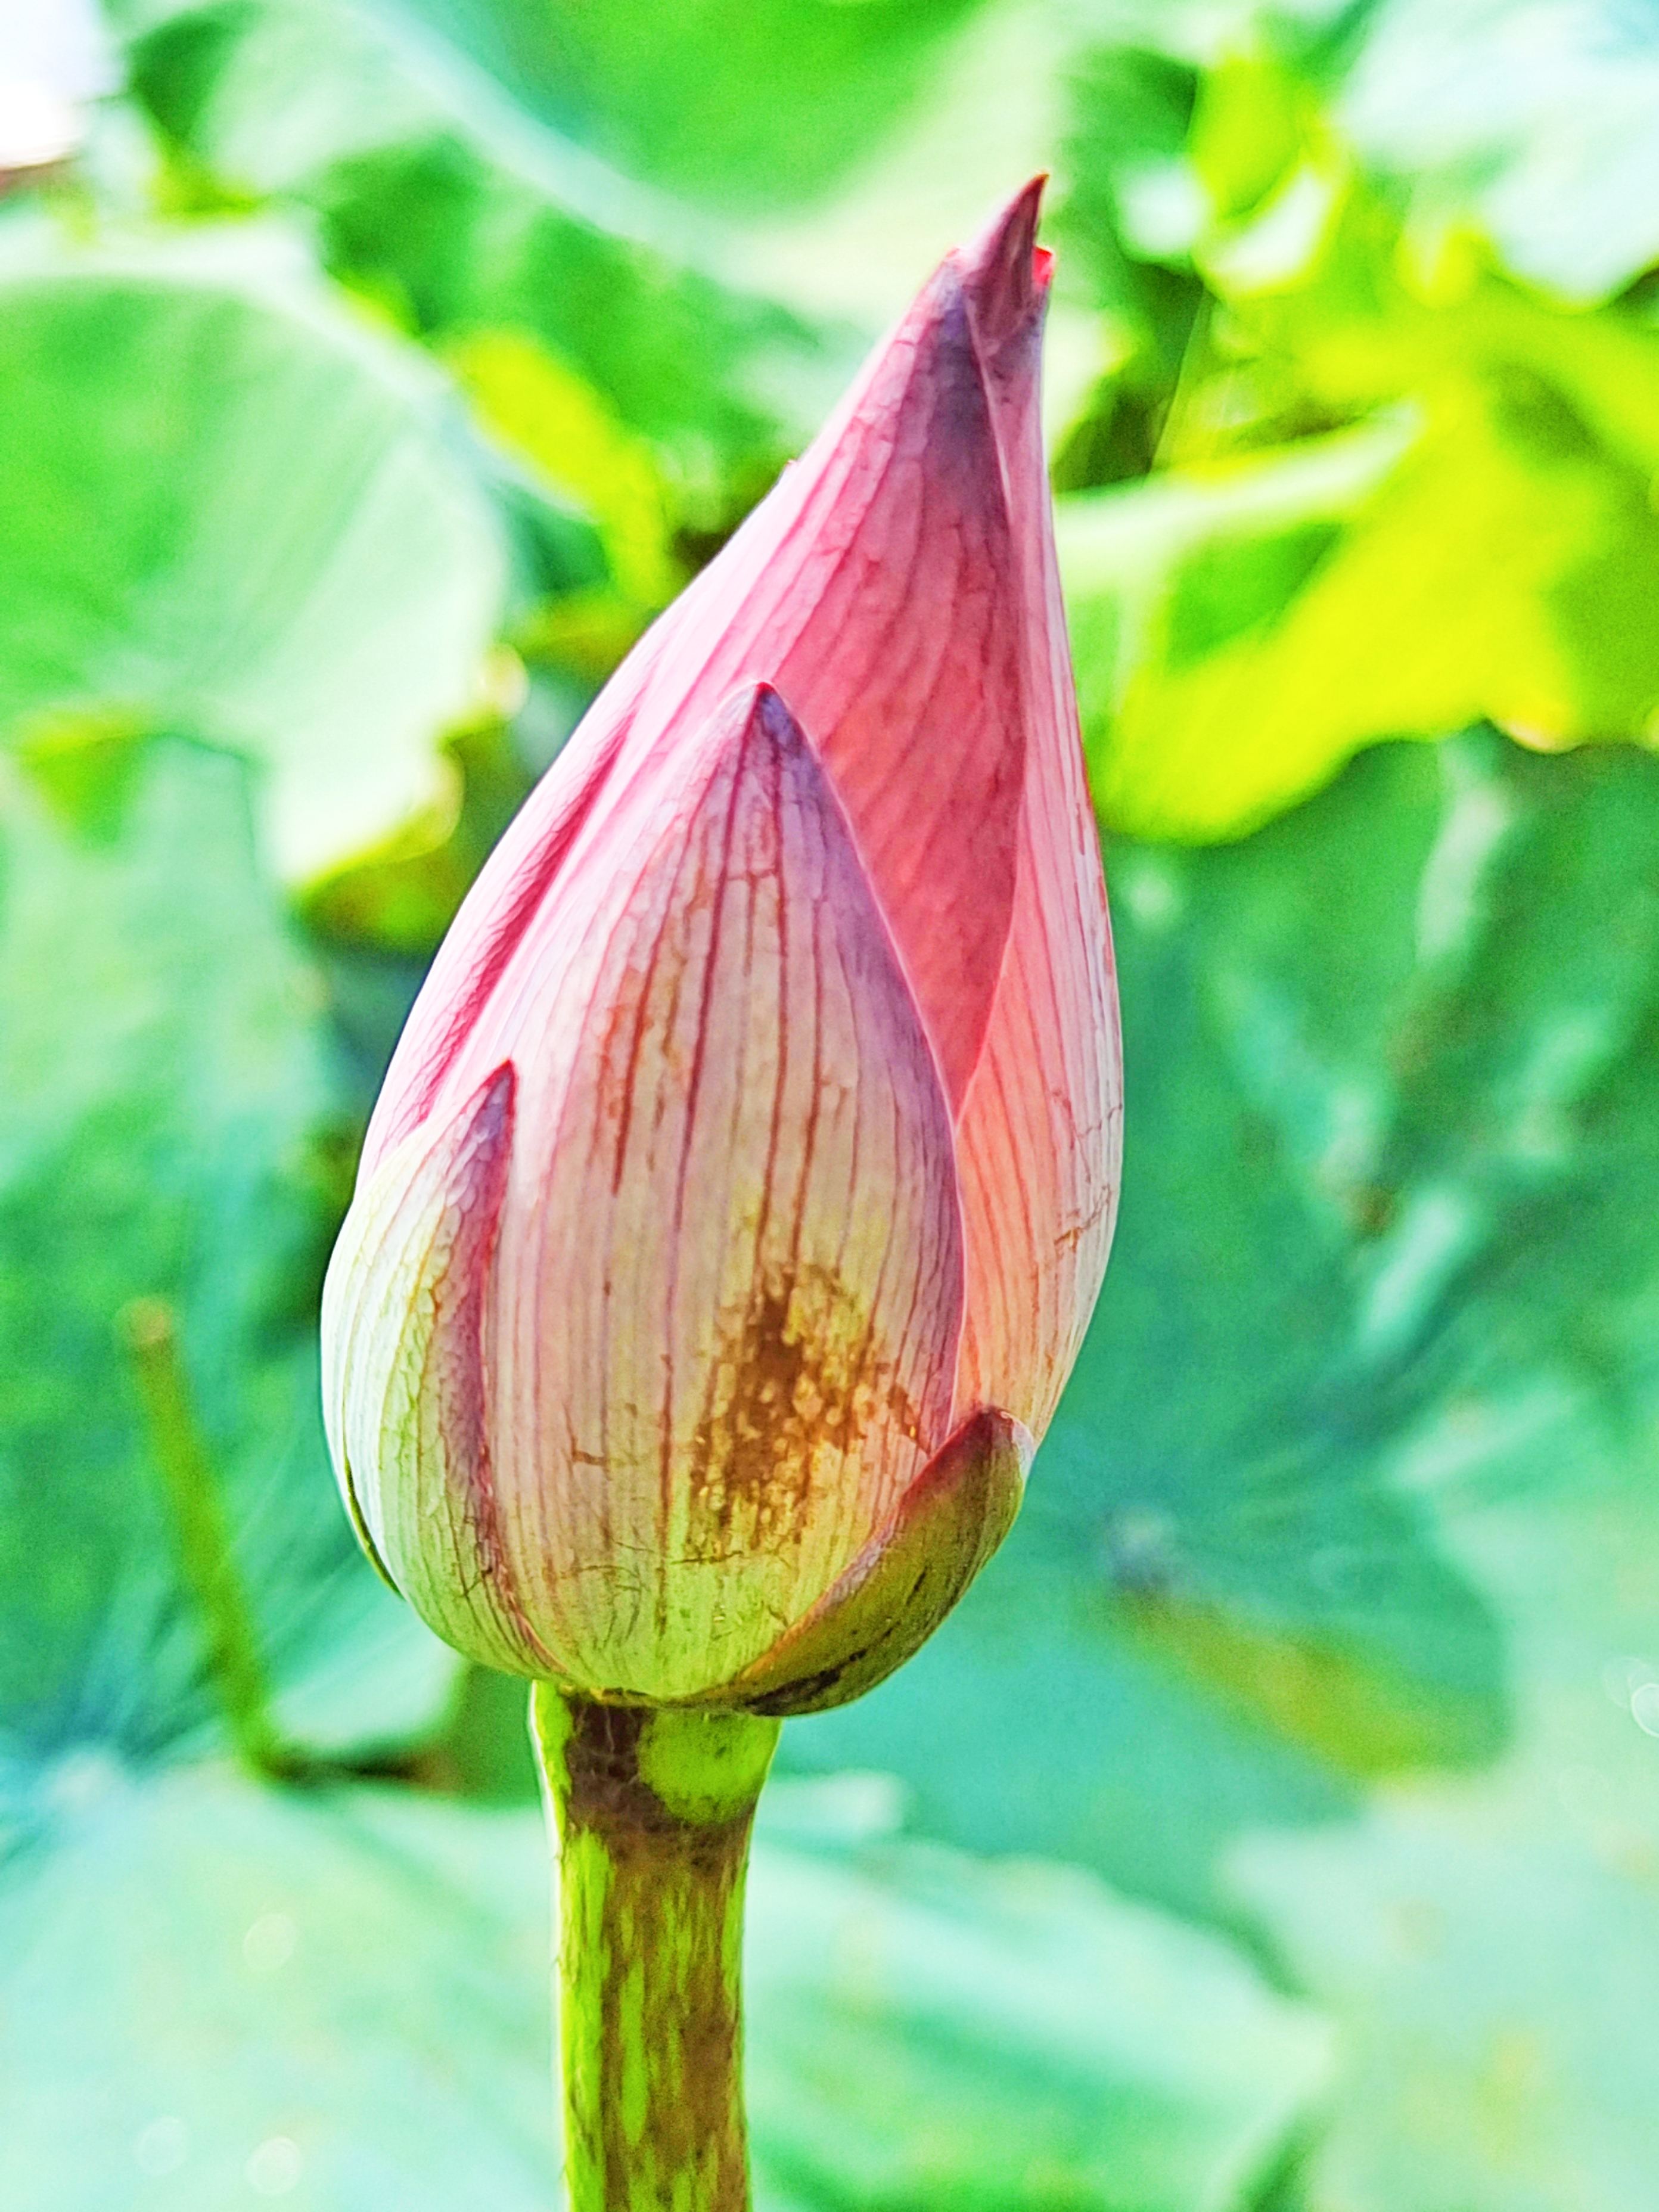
left=956, top=175, right=1051, bottom=358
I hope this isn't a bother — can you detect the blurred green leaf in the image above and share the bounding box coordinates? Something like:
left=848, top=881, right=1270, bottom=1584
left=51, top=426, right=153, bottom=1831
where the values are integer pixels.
left=0, top=1763, right=556, bottom=2210
left=711, top=0, right=1083, bottom=371
left=1049, top=44, right=1204, bottom=487
left=0, top=219, right=507, bottom=878
left=0, top=728, right=452, bottom=1779
left=443, top=324, right=689, bottom=676
left=1191, top=52, right=1305, bottom=226
left=299, top=683, right=533, bottom=959
left=1234, top=1481, right=1659, bottom=2212
left=1056, top=0, right=1659, bottom=309
left=1219, top=727, right=1659, bottom=2210
left=1060, top=41, right=1199, bottom=272
left=0, top=1760, right=1329, bottom=2210
left=1060, top=415, right=1401, bottom=836
left=114, top=0, right=850, bottom=517
left=786, top=729, right=1659, bottom=2202
left=446, top=326, right=682, bottom=606
left=393, top=0, right=993, bottom=218
left=745, top=1804, right=1332, bottom=2212
left=1049, top=11, right=1659, bottom=841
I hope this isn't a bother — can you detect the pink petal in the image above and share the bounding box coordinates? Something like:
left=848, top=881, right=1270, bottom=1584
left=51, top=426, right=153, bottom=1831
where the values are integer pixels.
left=356, top=180, right=1120, bottom=1481
left=761, top=279, right=1028, bottom=1110
left=360, top=717, right=628, bottom=1176
left=436, top=192, right=1048, bottom=1116
left=478, top=683, right=965, bottom=1703
left=950, top=185, right=1124, bottom=1440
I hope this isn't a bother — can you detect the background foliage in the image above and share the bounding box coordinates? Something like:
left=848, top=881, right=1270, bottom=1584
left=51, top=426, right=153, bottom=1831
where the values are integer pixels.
left=4, top=2, right=1659, bottom=2205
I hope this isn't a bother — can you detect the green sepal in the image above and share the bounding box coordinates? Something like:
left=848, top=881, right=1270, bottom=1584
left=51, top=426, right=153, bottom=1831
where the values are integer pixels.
left=725, top=1407, right=1032, bottom=1718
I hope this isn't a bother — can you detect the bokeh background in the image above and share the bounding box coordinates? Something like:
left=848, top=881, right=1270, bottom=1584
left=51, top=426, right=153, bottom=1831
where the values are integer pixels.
left=5, top=0, right=1659, bottom=2205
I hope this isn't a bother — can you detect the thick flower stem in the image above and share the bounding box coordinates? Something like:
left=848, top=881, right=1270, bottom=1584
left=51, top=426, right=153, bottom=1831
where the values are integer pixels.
left=530, top=1684, right=781, bottom=2212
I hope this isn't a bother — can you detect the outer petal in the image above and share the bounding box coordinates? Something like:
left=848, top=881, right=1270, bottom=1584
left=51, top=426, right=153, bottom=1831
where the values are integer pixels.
left=322, top=1061, right=572, bottom=1677
left=722, top=1406, right=1031, bottom=1717
left=758, top=281, right=1028, bottom=1110
left=587, top=185, right=1119, bottom=1444
left=477, top=684, right=965, bottom=1703
left=950, top=185, right=1124, bottom=1439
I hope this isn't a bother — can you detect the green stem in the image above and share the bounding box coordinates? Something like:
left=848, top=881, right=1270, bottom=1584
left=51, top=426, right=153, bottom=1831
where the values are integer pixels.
left=122, top=1295, right=288, bottom=1779
left=530, top=1685, right=780, bottom=2212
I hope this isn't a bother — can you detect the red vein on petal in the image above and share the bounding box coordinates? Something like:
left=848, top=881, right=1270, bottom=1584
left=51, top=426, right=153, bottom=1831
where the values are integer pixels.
left=415, top=1064, right=555, bottom=1670
left=366, top=717, right=629, bottom=1169
left=657, top=694, right=755, bottom=1595
left=497, top=682, right=965, bottom=1695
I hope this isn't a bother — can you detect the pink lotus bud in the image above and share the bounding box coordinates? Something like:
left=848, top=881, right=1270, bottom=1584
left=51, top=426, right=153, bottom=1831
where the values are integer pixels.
left=321, top=181, right=1122, bottom=1710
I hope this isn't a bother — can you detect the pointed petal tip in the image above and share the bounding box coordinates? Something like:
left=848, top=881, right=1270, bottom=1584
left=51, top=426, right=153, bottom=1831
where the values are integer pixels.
left=737, top=678, right=804, bottom=748
left=956, top=176, right=1052, bottom=354
left=714, top=679, right=817, bottom=776
left=960, top=1403, right=1037, bottom=1483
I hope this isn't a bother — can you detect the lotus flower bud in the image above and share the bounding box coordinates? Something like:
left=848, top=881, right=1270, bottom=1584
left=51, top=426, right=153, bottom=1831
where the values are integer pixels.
left=321, top=181, right=1122, bottom=1712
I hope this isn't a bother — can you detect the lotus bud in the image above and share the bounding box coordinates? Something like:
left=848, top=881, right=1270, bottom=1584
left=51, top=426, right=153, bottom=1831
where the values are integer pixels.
left=321, top=179, right=1122, bottom=1713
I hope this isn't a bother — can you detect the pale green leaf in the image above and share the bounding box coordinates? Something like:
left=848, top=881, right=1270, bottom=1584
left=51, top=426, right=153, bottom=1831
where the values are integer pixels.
left=0, top=1759, right=1331, bottom=2211
left=0, top=219, right=507, bottom=877
left=113, top=0, right=849, bottom=499
left=1332, top=0, right=1659, bottom=302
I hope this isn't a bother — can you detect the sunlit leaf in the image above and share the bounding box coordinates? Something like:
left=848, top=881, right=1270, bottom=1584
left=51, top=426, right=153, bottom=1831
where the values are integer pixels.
left=1060, top=222, right=1659, bottom=841
left=299, top=682, right=533, bottom=959
left=446, top=327, right=681, bottom=605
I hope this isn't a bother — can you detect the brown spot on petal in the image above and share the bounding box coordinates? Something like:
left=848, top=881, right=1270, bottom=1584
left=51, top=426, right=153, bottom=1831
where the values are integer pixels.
left=684, top=1261, right=921, bottom=1561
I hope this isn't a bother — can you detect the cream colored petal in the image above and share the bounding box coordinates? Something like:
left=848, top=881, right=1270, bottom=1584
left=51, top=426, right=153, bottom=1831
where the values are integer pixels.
left=322, top=1061, right=568, bottom=1677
